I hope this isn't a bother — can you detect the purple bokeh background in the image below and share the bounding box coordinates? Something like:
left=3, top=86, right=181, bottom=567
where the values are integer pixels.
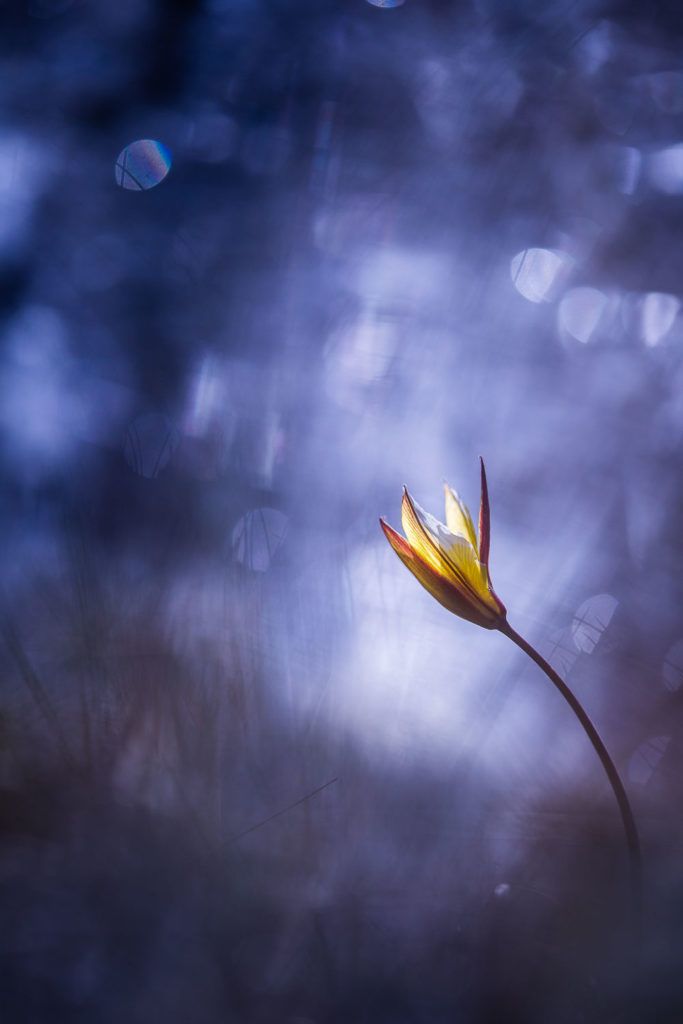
left=1, top=2, right=683, bottom=1020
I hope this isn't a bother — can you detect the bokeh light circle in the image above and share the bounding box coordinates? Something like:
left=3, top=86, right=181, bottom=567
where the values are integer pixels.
left=115, top=139, right=172, bottom=191
left=558, top=287, right=608, bottom=344
left=640, top=292, right=680, bottom=347
left=510, top=248, right=572, bottom=303
left=232, top=508, right=289, bottom=572
left=571, top=593, right=618, bottom=653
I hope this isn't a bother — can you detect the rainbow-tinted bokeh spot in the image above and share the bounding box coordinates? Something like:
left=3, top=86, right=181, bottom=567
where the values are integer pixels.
left=114, top=139, right=172, bottom=191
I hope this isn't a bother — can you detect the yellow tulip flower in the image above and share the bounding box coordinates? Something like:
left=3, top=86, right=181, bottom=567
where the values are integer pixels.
left=380, top=457, right=642, bottom=931
left=380, top=457, right=506, bottom=629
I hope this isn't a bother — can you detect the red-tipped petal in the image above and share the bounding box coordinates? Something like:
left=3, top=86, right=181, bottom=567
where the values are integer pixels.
left=379, top=518, right=499, bottom=628
left=478, top=456, right=490, bottom=567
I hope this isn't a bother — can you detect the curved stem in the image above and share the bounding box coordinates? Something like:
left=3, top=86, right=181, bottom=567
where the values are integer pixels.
left=498, top=619, right=642, bottom=930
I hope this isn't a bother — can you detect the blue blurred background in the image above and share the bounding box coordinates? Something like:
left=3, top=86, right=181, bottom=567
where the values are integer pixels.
left=2, top=1, right=683, bottom=1021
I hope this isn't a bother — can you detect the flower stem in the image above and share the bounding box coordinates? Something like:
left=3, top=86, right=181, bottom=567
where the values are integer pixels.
left=498, top=618, right=642, bottom=932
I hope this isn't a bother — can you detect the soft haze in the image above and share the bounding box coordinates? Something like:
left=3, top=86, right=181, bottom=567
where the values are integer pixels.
left=1, top=2, right=683, bottom=1021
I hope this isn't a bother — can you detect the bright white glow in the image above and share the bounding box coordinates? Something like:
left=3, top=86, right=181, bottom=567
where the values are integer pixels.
left=640, top=292, right=680, bottom=346
left=0, top=132, right=52, bottom=255
left=185, top=355, right=226, bottom=436
left=648, top=143, right=683, bottom=194
left=571, top=593, right=618, bottom=653
left=348, top=245, right=450, bottom=309
left=510, top=248, right=572, bottom=304
left=342, top=313, right=397, bottom=383
left=558, top=287, right=608, bottom=343
left=178, top=356, right=239, bottom=480
left=617, top=147, right=641, bottom=195
left=662, top=639, right=683, bottom=693
left=628, top=736, right=670, bottom=785
left=329, top=540, right=498, bottom=767
left=325, top=306, right=399, bottom=412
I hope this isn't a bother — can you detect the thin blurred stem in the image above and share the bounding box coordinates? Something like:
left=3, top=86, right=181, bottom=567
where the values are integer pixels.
left=498, top=619, right=642, bottom=933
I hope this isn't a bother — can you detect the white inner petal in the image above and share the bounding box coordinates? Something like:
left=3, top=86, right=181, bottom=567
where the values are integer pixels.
left=412, top=499, right=487, bottom=588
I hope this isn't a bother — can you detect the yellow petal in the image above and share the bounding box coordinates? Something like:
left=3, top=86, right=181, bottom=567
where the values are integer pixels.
left=400, top=490, right=454, bottom=576
left=401, top=491, right=496, bottom=615
left=444, top=483, right=478, bottom=553
left=379, top=519, right=498, bottom=627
